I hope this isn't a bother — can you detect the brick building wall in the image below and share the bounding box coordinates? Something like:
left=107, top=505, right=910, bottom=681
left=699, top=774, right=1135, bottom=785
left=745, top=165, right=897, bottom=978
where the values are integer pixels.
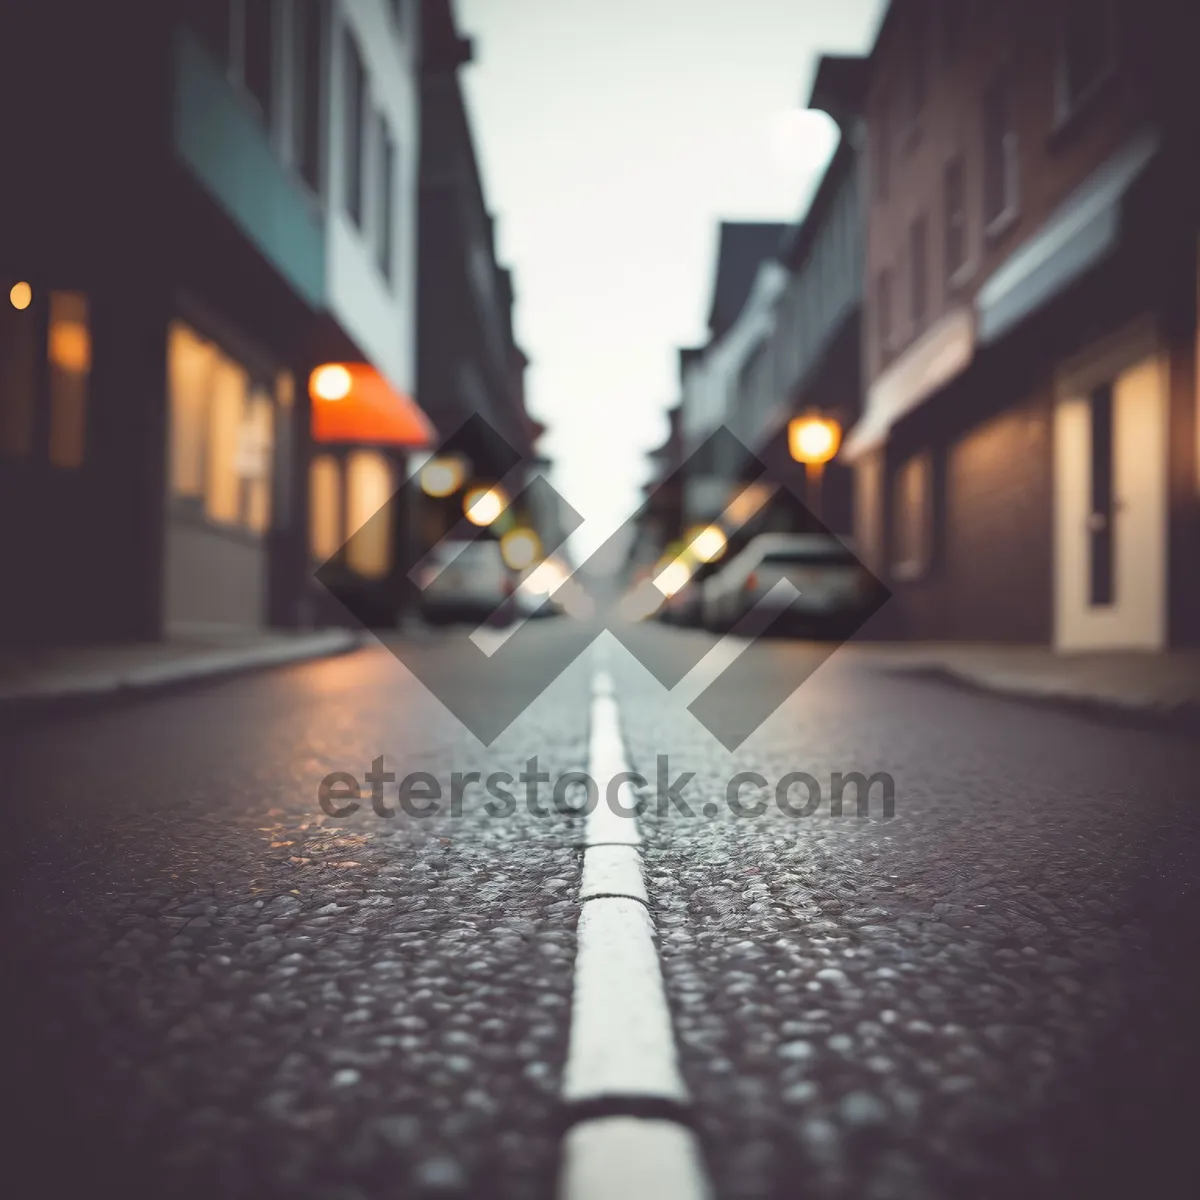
left=864, top=0, right=1150, bottom=384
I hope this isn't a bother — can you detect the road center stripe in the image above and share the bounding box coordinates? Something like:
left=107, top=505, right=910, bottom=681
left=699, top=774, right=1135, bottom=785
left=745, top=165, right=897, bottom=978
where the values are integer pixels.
left=556, top=652, right=712, bottom=1199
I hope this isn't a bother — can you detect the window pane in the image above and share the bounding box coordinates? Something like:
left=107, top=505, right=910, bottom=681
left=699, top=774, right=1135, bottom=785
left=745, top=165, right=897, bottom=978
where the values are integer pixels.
left=0, top=282, right=37, bottom=457
left=944, top=155, right=966, bottom=277
left=47, top=291, right=90, bottom=469
left=168, top=321, right=214, bottom=497
left=344, top=34, right=366, bottom=227
left=910, top=216, right=928, bottom=325
left=378, top=120, right=395, bottom=278
left=206, top=355, right=248, bottom=526
left=345, top=450, right=393, bottom=579
left=294, top=0, right=324, bottom=192
left=310, top=454, right=343, bottom=562
left=239, top=387, right=275, bottom=534
left=982, top=76, right=1012, bottom=225
left=243, top=0, right=275, bottom=121
left=186, top=0, right=231, bottom=67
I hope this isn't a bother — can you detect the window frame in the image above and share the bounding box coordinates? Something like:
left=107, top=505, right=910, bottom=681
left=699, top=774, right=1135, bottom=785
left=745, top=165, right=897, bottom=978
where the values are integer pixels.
left=981, top=71, right=1020, bottom=239
left=1055, top=0, right=1120, bottom=128
left=343, top=30, right=367, bottom=229
left=891, top=450, right=934, bottom=581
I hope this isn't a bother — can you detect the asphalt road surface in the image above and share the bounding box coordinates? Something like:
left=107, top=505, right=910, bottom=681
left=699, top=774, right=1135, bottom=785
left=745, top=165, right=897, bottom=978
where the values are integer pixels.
left=3, top=619, right=1200, bottom=1200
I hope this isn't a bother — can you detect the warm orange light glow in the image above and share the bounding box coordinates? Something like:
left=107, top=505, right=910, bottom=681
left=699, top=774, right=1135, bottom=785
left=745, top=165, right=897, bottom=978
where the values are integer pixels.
left=654, top=559, right=692, bottom=598
left=9, top=281, right=31, bottom=311
left=48, top=319, right=91, bottom=373
left=464, top=485, right=508, bottom=526
left=788, top=413, right=842, bottom=464
left=688, top=525, right=727, bottom=564
left=420, top=455, right=465, bottom=498
left=500, top=527, right=542, bottom=571
left=310, top=363, right=435, bottom=448
left=311, top=364, right=352, bottom=401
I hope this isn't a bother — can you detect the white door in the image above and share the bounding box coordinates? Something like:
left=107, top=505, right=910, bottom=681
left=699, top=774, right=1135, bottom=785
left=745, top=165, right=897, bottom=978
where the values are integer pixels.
left=1054, top=333, right=1168, bottom=652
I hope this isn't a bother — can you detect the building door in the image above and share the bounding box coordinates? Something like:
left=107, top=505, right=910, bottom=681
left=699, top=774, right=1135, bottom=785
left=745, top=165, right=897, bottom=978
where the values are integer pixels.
left=1053, top=325, right=1168, bottom=651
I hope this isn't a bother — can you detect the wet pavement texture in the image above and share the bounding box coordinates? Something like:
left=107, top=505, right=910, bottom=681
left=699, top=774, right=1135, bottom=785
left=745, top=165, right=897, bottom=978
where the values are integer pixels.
left=4, top=619, right=1200, bottom=1200
left=612, top=627, right=1200, bottom=1200
left=2, top=627, right=592, bottom=1200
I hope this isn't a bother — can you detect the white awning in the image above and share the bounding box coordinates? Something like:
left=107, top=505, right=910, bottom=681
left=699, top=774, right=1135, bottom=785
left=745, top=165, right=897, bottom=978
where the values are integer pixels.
left=976, top=127, right=1161, bottom=345
left=841, top=306, right=975, bottom=462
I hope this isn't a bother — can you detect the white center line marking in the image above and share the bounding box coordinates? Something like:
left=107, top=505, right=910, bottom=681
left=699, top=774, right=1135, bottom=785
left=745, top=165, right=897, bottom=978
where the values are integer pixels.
left=557, top=649, right=712, bottom=1200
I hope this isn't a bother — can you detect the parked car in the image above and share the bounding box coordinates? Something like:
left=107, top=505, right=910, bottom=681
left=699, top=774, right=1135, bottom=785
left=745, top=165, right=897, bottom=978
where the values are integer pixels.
left=417, top=538, right=517, bottom=626
left=701, top=533, right=872, bottom=637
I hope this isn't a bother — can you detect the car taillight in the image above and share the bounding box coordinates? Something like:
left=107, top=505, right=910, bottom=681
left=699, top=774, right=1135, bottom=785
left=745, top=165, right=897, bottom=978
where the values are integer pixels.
left=744, top=572, right=759, bottom=592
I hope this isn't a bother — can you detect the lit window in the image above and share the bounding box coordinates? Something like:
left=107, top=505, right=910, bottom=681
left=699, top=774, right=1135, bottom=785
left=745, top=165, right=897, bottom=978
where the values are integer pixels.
left=168, top=322, right=215, bottom=498
left=240, top=387, right=275, bottom=534
left=207, top=356, right=250, bottom=526
left=168, top=319, right=278, bottom=534
left=310, top=454, right=343, bottom=562
left=345, top=450, right=393, bottom=579
left=892, top=452, right=933, bottom=579
left=47, top=291, right=91, bottom=469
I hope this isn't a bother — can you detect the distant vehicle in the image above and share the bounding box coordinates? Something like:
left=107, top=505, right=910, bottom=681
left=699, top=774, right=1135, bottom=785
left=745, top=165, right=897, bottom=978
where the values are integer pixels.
left=701, top=533, right=873, bottom=637
left=417, top=539, right=516, bottom=626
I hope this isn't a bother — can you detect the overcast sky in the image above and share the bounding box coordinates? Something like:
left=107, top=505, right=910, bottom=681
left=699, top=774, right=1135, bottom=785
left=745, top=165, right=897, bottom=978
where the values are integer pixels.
left=454, top=0, right=885, bottom=561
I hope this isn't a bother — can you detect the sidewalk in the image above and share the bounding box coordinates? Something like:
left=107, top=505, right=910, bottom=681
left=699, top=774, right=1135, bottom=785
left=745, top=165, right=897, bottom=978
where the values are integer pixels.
left=856, top=643, right=1200, bottom=726
left=0, top=627, right=365, bottom=713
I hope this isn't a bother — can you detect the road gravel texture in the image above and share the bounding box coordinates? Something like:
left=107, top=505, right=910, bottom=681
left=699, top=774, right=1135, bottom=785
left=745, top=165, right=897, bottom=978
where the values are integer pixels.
left=2, top=637, right=592, bottom=1200
left=612, top=629, right=1200, bottom=1200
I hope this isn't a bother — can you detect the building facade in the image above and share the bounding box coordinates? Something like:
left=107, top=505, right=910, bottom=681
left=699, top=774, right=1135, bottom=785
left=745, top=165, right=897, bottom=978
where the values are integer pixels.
left=0, top=0, right=429, bottom=645
left=844, top=0, right=1200, bottom=648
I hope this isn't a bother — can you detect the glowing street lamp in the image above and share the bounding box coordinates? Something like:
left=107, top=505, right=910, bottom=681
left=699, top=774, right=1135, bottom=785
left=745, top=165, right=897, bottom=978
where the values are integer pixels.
left=653, top=558, right=692, bottom=599
left=788, top=411, right=842, bottom=521
left=310, top=363, right=353, bottom=402
left=8, top=281, right=32, bottom=311
left=464, top=484, right=508, bottom=526
left=419, top=455, right=465, bottom=498
left=500, top=527, right=542, bottom=571
left=688, top=524, right=727, bottom=564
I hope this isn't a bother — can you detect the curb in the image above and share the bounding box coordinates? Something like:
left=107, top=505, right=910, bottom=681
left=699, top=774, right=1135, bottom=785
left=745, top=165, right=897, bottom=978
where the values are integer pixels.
left=0, top=629, right=368, bottom=723
left=886, top=662, right=1200, bottom=734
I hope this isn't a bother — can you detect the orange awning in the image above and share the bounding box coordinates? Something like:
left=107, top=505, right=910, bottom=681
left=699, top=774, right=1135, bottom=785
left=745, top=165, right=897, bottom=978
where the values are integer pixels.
left=310, top=363, right=435, bottom=449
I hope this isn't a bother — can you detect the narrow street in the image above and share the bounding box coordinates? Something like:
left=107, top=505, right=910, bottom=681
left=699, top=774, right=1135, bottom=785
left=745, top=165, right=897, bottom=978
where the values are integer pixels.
left=4, top=626, right=1199, bottom=1200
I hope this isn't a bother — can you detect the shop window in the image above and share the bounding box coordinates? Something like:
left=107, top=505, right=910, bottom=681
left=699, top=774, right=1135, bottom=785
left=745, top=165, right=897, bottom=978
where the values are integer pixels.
left=345, top=450, right=393, bottom=579
left=240, top=387, right=275, bottom=534
left=206, top=356, right=249, bottom=526
left=309, top=453, right=342, bottom=562
left=892, top=452, right=933, bottom=580
left=0, top=281, right=37, bottom=458
left=167, top=320, right=277, bottom=535
left=46, top=291, right=91, bottom=469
